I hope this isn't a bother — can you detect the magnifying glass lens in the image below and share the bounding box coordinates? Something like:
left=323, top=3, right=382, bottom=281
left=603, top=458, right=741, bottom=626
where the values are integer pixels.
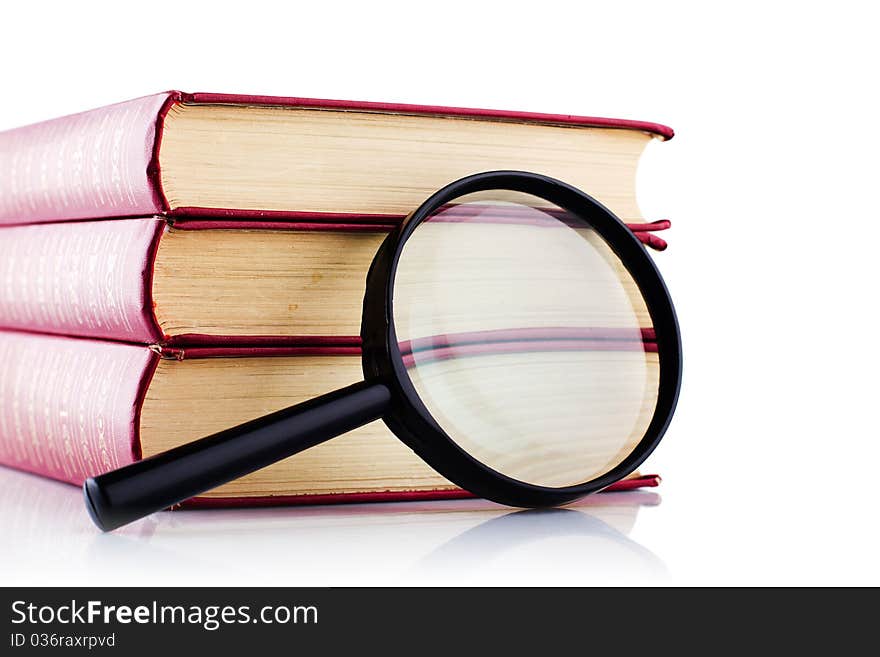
left=393, top=190, right=659, bottom=488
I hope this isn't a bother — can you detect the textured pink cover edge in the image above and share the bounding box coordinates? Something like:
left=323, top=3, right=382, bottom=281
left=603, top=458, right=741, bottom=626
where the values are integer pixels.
left=182, top=92, right=675, bottom=140
left=0, top=93, right=173, bottom=225
left=0, top=219, right=167, bottom=344
left=0, top=330, right=158, bottom=484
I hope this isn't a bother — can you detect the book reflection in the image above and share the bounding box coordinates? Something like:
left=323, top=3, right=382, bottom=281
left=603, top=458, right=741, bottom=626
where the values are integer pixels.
left=0, top=466, right=665, bottom=585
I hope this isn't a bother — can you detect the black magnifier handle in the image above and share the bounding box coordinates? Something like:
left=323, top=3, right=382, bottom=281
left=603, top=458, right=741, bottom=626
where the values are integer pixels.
left=83, top=380, right=391, bottom=532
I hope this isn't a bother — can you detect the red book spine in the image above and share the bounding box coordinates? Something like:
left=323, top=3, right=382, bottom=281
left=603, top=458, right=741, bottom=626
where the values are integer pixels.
left=0, top=330, right=155, bottom=484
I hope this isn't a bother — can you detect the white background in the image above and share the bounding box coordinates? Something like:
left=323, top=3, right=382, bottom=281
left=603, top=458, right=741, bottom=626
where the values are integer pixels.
left=1, top=1, right=878, bottom=586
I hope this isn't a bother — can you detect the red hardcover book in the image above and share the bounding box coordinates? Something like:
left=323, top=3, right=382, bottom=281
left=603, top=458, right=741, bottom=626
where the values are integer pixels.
left=0, top=216, right=670, bottom=345
left=0, top=329, right=659, bottom=506
left=0, top=91, right=672, bottom=226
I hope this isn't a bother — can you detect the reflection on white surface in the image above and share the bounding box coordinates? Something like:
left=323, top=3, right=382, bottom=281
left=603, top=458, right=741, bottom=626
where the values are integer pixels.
left=0, top=466, right=664, bottom=586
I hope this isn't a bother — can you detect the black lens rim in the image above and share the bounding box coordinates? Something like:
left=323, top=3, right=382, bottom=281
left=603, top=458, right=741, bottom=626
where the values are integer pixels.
left=361, top=170, right=682, bottom=507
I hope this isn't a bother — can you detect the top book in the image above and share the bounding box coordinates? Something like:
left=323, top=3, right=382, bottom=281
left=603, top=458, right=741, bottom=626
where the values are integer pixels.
left=0, top=91, right=673, bottom=225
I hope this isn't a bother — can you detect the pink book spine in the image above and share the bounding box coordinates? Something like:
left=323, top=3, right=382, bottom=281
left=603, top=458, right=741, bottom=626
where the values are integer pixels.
left=0, top=218, right=166, bottom=343
left=0, top=93, right=172, bottom=225
left=0, top=330, right=156, bottom=484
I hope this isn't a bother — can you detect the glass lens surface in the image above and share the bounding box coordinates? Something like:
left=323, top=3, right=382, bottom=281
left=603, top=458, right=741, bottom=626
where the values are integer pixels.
left=392, top=190, right=659, bottom=488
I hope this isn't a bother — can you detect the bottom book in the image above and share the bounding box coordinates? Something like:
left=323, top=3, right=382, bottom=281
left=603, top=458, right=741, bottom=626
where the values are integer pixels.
left=0, top=330, right=659, bottom=506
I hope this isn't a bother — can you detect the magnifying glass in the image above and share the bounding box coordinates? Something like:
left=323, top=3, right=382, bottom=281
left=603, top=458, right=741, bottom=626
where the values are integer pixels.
left=83, top=170, right=682, bottom=531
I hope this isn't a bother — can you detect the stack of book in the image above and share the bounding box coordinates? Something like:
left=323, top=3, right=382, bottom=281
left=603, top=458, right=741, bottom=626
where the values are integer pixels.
left=0, top=91, right=671, bottom=507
